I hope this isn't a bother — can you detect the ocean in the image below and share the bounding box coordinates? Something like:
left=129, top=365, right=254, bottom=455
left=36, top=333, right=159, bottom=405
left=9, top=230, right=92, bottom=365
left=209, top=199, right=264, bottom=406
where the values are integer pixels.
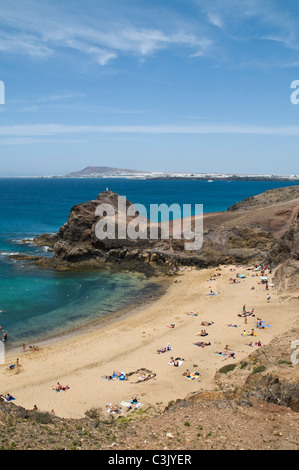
left=0, top=177, right=298, bottom=349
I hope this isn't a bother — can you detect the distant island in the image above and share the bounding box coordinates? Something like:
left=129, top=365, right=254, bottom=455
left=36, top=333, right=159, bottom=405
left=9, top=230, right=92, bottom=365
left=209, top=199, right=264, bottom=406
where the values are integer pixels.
left=47, top=165, right=299, bottom=181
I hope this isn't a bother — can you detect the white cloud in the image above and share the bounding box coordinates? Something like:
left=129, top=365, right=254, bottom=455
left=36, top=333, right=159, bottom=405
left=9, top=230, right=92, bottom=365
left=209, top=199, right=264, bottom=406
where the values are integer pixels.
left=0, top=30, right=53, bottom=57
left=207, top=12, right=224, bottom=30
left=1, top=122, right=299, bottom=137
left=0, top=1, right=214, bottom=64
left=0, top=0, right=297, bottom=69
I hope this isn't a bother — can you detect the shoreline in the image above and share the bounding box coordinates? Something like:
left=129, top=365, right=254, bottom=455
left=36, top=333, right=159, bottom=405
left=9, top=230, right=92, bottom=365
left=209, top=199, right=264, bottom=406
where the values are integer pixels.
left=1, top=264, right=298, bottom=419
left=4, top=271, right=171, bottom=355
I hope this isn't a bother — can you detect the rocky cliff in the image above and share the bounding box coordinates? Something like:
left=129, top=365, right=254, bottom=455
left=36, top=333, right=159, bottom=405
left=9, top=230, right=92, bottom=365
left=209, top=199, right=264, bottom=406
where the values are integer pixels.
left=32, top=186, right=299, bottom=272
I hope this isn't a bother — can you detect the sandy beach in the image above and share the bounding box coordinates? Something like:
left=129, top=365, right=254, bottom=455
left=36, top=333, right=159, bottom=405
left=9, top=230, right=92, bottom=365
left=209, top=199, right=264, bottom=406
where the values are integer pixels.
left=1, top=264, right=297, bottom=419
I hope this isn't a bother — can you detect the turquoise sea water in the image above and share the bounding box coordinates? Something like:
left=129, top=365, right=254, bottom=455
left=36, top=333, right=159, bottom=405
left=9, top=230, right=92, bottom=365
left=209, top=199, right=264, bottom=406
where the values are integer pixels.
left=0, top=178, right=298, bottom=349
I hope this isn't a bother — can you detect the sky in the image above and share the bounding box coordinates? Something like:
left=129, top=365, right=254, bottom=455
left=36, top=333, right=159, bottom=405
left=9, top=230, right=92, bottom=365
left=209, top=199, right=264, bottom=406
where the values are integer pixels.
left=0, top=0, right=299, bottom=176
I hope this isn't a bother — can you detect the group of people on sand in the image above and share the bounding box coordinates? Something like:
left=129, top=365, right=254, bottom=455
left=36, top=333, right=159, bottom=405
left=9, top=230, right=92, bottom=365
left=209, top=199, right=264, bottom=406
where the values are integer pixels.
left=8, top=358, right=20, bottom=370
left=106, top=395, right=141, bottom=414
left=22, top=344, right=39, bottom=352
left=54, top=382, right=70, bottom=392
left=102, top=371, right=127, bottom=381
left=242, top=328, right=256, bottom=337
left=4, top=264, right=273, bottom=416
left=216, top=346, right=236, bottom=358
left=248, top=341, right=262, bottom=347
left=238, top=305, right=255, bottom=318
left=0, top=393, right=13, bottom=402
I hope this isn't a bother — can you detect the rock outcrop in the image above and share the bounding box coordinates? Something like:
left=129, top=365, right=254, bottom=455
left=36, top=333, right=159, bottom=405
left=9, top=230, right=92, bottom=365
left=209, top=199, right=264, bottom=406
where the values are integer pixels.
left=30, top=186, right=299, bottom=272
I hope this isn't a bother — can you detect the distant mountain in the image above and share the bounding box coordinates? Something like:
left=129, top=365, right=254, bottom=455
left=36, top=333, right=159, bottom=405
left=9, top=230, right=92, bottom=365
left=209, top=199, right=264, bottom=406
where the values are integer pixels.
left=65, top=166, right=152, bottom=178
left=60, top=166, right=299, bottom=181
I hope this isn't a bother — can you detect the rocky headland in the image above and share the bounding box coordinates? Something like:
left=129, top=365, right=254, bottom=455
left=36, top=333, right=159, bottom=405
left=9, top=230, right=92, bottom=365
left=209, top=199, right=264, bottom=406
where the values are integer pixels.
left=19, top=185, right=298, bottom=277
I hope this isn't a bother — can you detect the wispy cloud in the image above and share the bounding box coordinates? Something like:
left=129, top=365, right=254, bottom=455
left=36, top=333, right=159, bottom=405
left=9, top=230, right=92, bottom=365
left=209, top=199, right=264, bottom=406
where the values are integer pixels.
left=195, top=0, right=299, bottom=66
left=0, top=0, right=215, bottom=65
left=1, top=122, right=299, bottom=137
left=0, top=0, right=297, bottom=70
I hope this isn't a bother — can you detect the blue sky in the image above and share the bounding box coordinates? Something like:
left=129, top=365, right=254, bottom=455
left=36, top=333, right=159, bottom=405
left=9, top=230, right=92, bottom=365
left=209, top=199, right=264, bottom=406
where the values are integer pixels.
left=0, top=0, right=299, bottom=176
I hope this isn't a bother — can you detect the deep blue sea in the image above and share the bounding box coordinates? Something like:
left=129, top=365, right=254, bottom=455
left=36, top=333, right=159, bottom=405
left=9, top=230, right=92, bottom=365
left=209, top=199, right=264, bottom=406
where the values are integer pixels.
left=0, top=178, right=298, bottom=349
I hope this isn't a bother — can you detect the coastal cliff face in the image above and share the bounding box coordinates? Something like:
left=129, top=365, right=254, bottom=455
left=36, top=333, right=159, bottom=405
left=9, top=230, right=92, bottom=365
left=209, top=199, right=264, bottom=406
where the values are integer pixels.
left=33, top=186, right=299, bottom=272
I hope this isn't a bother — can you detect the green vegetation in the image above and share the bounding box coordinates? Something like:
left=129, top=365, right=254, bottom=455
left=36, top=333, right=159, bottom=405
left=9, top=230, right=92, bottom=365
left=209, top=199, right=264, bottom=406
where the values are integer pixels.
left=252, top=365, right=266, bottom=374
left=219, top=363, right=237, bottom=374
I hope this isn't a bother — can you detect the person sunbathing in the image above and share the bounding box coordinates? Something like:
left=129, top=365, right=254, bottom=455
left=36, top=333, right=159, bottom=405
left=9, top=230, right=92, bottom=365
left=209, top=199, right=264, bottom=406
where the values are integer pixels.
left=216, top=349, right=235, bottom=358
left=55, top=382, right=69, bottom=391
left=201, top=321, right=213, bottom=326
left=157, top=344, right=172, bottom=353
left=106, top=403, right=120, bottom=413
left=138, top=373, right=152, bottom=381
left=182, top=369, right=190, bottom=377
left=248, top=341, right=261, bottom=347
left=113, top=371, right=124, bottom=377
left=193, top=341, right=211, bottom=347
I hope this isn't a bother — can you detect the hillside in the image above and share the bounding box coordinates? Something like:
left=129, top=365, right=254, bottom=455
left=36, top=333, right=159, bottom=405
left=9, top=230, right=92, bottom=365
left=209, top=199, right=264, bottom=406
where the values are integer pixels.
left=65, top=166, right=151, bottom=178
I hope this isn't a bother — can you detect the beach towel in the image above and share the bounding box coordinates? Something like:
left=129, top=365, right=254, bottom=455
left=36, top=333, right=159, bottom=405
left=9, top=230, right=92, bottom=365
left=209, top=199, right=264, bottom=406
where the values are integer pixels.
left=255, top=321, right=271, bottom=328
left=120, top=401, right=132, bottom=409
left=3, top=395, right=15, bottom=402
left=185, top=372, right=200, bottom=380
left=168, top=360, right=183, bottom=366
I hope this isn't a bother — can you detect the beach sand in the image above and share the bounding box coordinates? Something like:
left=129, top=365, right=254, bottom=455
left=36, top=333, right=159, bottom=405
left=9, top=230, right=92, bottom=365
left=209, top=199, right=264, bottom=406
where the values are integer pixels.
left=1, top=265, right=297, bottom=419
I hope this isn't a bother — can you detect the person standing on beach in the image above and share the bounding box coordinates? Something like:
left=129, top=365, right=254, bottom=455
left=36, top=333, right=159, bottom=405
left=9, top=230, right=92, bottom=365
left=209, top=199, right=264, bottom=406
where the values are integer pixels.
left=2, top=331, right=7, bottom=342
